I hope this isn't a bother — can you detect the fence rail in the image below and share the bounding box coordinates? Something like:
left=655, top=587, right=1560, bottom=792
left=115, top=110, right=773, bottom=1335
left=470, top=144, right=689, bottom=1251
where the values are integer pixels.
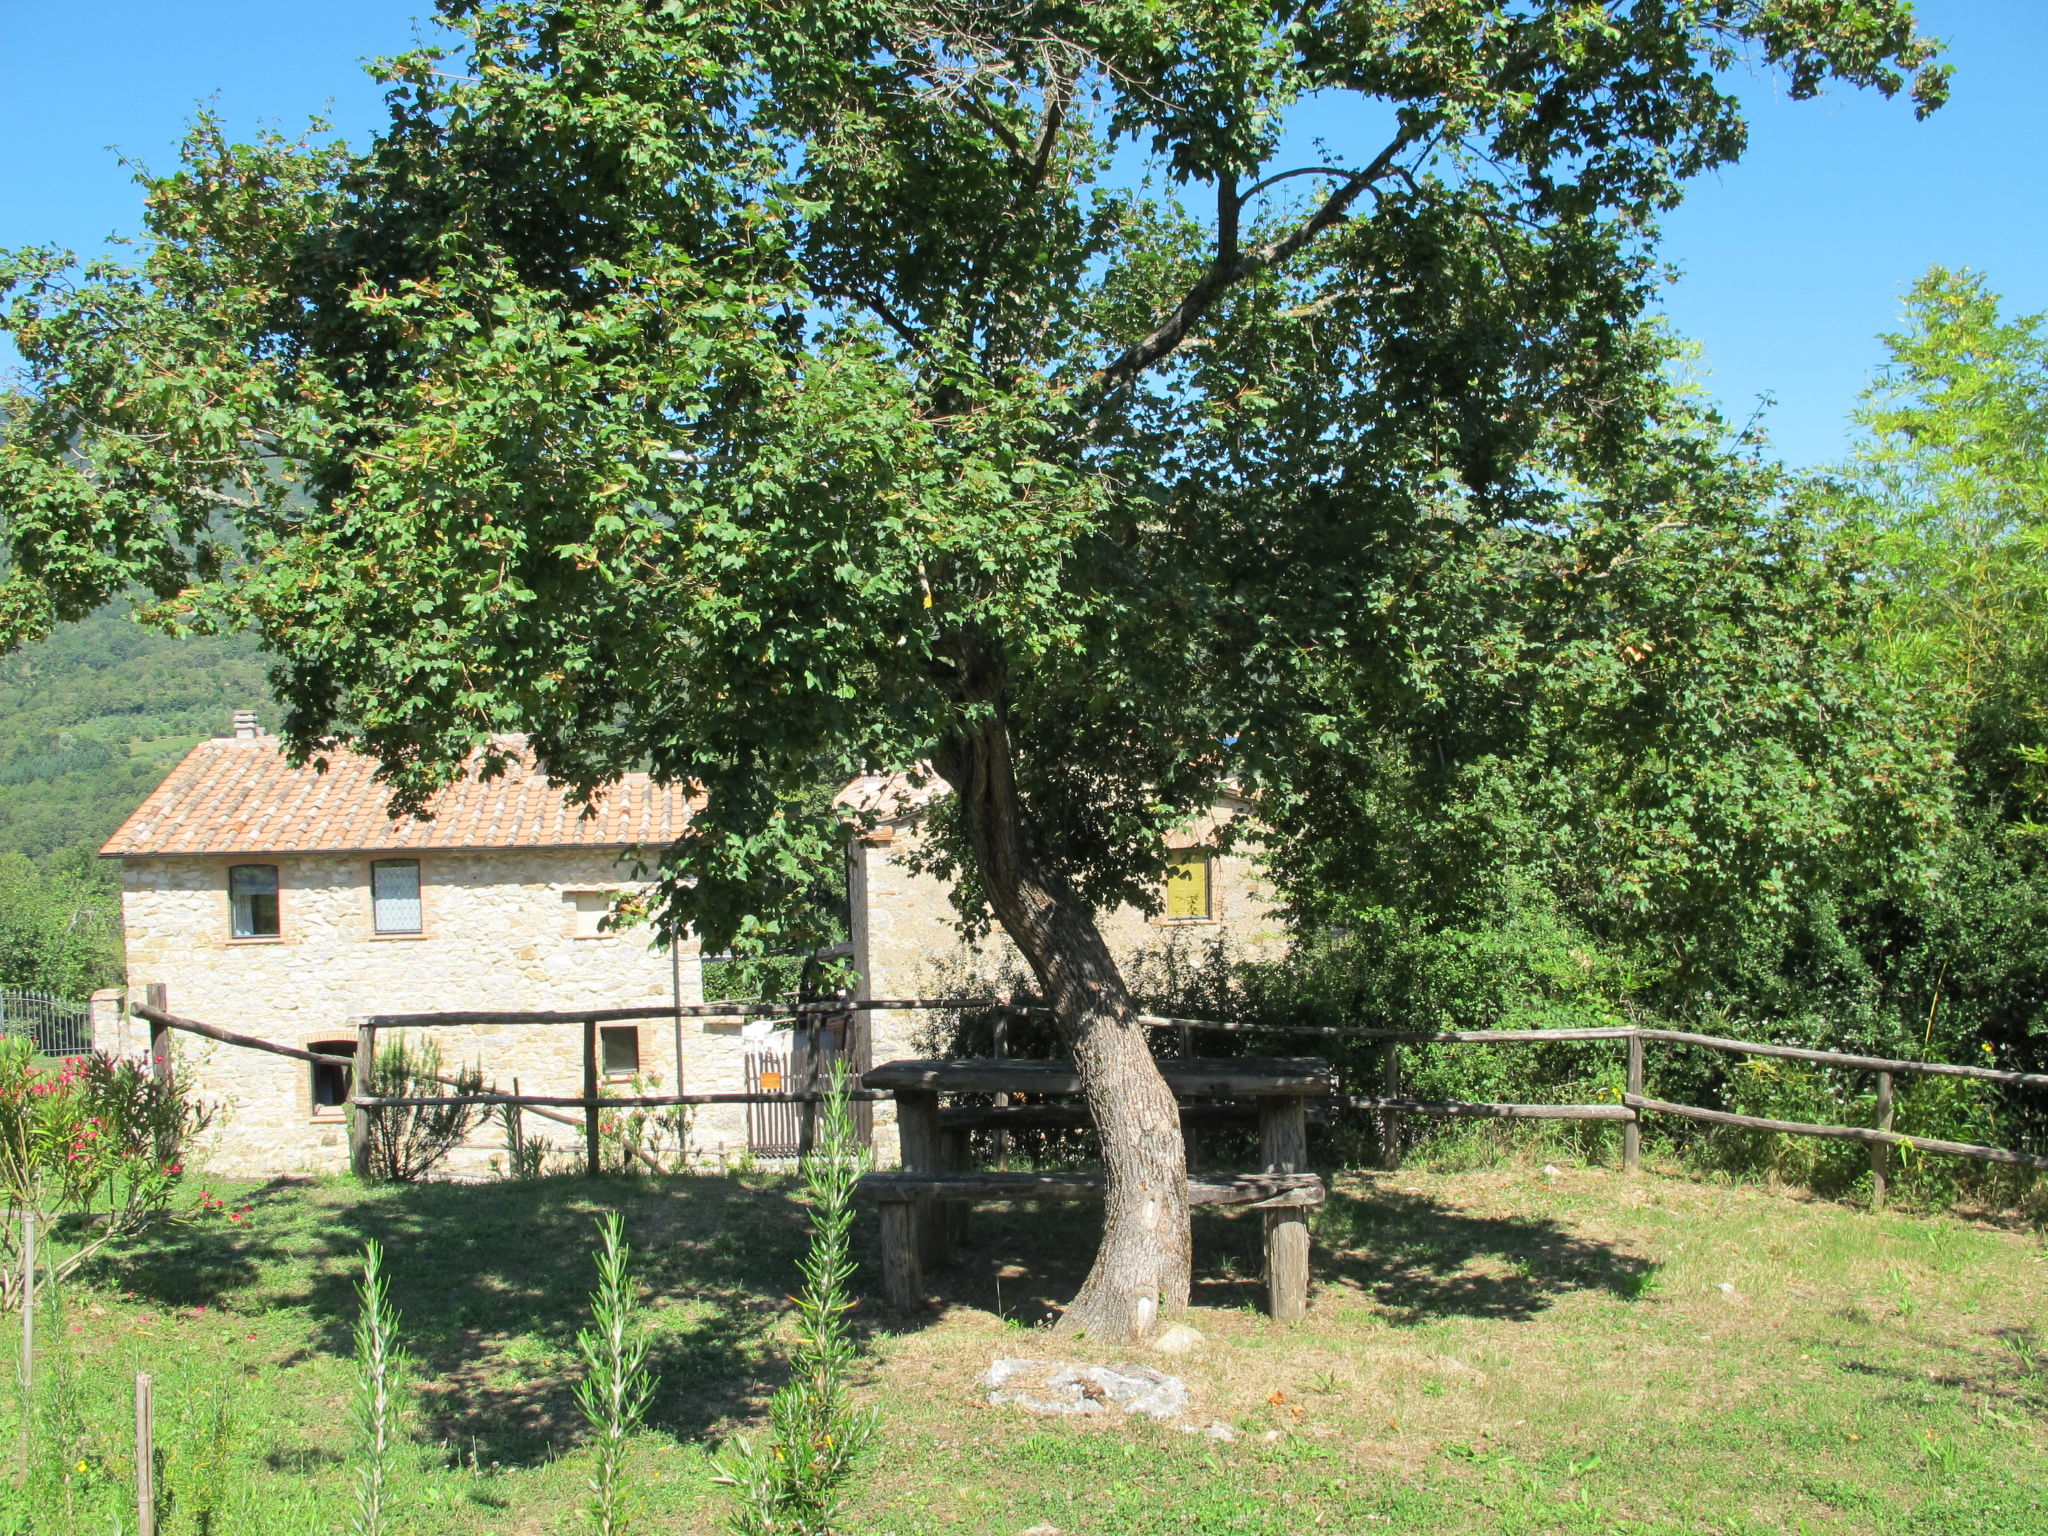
left=127, top=994, right=2045, bottom=1198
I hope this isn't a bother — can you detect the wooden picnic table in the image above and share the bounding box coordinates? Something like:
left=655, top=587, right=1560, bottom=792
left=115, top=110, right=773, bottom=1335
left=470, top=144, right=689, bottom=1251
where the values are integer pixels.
left=859, top=1056, right=1333, bottom=1320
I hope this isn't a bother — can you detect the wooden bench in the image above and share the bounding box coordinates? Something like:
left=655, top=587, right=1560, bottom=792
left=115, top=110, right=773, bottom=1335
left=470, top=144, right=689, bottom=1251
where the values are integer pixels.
left=863, top=1055, right=1331, bottom=1323
left=854, top=1170, right=1325, bottom=1319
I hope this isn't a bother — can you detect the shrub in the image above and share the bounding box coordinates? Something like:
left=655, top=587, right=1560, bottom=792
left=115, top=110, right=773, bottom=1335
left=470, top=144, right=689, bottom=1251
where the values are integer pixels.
left=0, top=1037, right=211, bottom=1304
left=350, top=1240, right=408, bottom=1536
left=599, top=1072, right=692, bottom=1175
left=575, top=1211, right=654, bottom=1536
left=714, top=1064, right=876, bottom=1535
left=358, top=1035, right=483, bottom=1182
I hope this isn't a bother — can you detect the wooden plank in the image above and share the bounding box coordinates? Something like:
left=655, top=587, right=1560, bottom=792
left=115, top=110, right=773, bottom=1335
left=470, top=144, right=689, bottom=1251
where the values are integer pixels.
left=360, top=996, right=1001, bottom=1029
left=132, top=1003, right=356, bottom=1068
left=1624, top=1094, right=2048, bottom=1170
left=878, top=1202, right=922, bottom=1310
left=934, top=1100, right=1314, bottom=1133
left=854, top=1170, right=1324, bottom=1207
left=1636, top=1029, right=2048, bottom=1089
left=1342, top=1098, right=1636, bottom=1121
left=863, top=1057, right=1333, bottom=1096
left=1260, top=1096, right=1311, bottom=1322
left=1872, top=1070, right=1894, bottom=1207
left=350, top=1090, right=886, bottom=1108
left=1624, top=1032, right=1644, bottom=1173
left=363, top=1000, right=792, bottom=1027
left=1140, top=1016, right=1637, bottom=1044
left=583, top=1017, right=601, bottom=1178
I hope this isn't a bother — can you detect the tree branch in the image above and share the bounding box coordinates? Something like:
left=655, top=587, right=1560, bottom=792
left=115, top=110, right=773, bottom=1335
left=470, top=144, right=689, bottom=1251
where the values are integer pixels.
left=1085, top=125, right=1428, bottom=403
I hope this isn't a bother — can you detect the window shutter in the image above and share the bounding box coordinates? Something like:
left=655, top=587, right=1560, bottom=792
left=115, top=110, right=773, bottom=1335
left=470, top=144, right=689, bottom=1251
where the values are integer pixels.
left=1165, top=851, right=1211, bottom=921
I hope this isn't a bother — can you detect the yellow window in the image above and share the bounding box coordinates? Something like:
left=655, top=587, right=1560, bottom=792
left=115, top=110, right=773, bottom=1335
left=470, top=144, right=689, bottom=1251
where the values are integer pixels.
left=1164, top=850, right=1212, bottom=921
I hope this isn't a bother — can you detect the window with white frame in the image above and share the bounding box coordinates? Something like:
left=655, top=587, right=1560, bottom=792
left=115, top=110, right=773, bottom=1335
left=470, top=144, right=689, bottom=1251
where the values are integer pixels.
left=371, top=859, right=423, bottom=934
left=229, top=864, right=281, bottom=937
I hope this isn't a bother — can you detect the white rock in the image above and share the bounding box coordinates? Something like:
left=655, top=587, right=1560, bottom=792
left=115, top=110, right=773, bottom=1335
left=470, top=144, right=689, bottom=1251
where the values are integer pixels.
left=983, top=1359, right=1191, bottom=1420
left=1151, top=1323, right=1205, bottom=1356
left=1541, top=1164, right=1563, bottom=1177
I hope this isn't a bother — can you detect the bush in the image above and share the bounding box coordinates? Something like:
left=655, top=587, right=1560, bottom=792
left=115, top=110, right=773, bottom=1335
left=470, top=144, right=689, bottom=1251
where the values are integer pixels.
left=358, top=1035, right=483, bottom=1183
left=0, top=1037, right=211, bottom=1304
left=714, top=1065, right=876, bottom=1535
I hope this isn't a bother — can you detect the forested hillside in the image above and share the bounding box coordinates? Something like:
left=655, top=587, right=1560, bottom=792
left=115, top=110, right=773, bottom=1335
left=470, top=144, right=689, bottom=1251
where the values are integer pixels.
left=0, top=605, right=267, bottom=994
left=0, top=606, right=268, bottom=870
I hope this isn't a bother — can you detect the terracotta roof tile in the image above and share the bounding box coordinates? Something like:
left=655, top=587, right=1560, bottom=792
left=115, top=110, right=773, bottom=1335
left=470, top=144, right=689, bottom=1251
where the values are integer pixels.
left=101, top=736, right=697, bottom=857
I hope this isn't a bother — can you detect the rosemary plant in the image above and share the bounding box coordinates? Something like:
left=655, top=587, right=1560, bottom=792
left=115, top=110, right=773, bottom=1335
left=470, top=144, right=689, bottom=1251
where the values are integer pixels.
left=349, top=1241, right=408, bottom=1536
left=715, top=1063, right=877, bottom=1535
left=574, top=1211, right=654, bottom=1536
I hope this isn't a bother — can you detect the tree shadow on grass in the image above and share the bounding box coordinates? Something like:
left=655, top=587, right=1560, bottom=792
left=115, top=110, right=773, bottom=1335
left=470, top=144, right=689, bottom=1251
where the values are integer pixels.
left=100, top=1171, right=823, bottom=1466
left=1312, top=1182, right=1657, bottom=1323
left=866, top=1180, right=1656, bottom=1329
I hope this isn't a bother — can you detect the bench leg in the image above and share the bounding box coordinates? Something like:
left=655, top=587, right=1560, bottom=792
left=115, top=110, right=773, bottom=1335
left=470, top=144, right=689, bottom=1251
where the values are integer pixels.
left=1260, top=1095, right=1311, bottom=1322
left=894, top=1089, right=951, bottom=1268
left=1263, top=1209, right=1309, bottom=1322
left=879, top=1202, right=923, bottom=1309
left=941, top=1126, right=971, bottom=1249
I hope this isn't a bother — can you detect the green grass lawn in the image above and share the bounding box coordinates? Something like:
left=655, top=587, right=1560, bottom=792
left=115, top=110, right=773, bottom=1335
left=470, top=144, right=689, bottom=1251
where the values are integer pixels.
left=3, top=1149, right=2042, bottom=1534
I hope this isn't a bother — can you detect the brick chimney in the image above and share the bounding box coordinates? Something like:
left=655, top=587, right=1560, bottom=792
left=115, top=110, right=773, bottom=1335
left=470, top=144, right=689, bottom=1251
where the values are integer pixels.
left=232, top=709, right=262, bottom=740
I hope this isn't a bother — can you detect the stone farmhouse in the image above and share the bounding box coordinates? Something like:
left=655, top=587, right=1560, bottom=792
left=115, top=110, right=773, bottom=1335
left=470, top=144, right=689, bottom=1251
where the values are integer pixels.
left=95, top=714, right=1283, bottom=1177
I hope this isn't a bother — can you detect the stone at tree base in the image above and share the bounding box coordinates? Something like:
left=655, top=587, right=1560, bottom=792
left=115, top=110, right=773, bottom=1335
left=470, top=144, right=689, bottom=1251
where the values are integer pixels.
left=983, top=1358, right=1191, bottom=1420
left=1150, top=1323, right=1205, bottom=1355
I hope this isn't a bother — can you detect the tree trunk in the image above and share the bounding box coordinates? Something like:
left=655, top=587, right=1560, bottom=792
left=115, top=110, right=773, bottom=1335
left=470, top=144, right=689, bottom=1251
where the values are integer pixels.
left=932, top=706, right=1190, bottom=1341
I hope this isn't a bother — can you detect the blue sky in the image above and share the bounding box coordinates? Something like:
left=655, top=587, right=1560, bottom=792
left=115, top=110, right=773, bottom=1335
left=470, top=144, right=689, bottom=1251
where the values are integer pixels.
left=1, top=1, right=2040, bottom=470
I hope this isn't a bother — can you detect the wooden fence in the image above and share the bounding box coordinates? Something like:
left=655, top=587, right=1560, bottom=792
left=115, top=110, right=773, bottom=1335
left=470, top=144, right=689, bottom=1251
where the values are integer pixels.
left=129, top=997, right=2047, bottom=1197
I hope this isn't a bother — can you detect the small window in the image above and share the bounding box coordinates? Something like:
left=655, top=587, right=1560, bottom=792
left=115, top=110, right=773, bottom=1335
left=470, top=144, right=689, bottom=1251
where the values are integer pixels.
left=371, top=859, right=423, bottom=934
left=309, top=1039, right=356, bottom=1114
left=569, top=890, right=615, bottom=938
left=600, top=1025, right=640, bottom=1077
left=1163, top=850, right=1212, bottom=922
left=229, top=864, right=281, bottom=937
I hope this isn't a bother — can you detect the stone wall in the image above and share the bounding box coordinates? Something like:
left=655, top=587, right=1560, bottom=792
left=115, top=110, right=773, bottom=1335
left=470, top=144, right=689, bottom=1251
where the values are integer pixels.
left=848, top=805, right=1288, bottom=1163
left=113, top=806, right=1290, bottom=1179
left=111, top=846, right=805, bottom=1177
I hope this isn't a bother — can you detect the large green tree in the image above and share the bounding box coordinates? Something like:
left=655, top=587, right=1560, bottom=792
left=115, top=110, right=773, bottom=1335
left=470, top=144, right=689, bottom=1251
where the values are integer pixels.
left=0, top=1, right=1943, bottom=1336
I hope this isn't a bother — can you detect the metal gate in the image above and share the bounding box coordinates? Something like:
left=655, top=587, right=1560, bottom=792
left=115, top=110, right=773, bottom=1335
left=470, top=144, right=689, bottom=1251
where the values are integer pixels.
left=0, top=991, right=93, bottom=1057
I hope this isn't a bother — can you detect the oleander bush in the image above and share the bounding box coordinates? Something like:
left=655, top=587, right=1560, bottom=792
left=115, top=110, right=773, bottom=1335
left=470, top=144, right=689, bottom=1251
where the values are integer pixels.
left=0, top=1037, right=211, bottom=1305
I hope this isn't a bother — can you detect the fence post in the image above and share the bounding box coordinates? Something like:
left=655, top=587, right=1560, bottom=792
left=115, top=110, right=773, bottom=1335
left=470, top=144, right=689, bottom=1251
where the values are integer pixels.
left=508, top=1076, right=526, bottom=1174
left=17, top=1212, right=34, bottom=1480
left=991, top=1013, right=1010, bottom=1172
left=1871, top=1069, right=1895, bottom=1208
left=349, top=1019, right=376, bottom=1180
left=134, top=1371, right=155, bottom=1536
left=1260, top=1095, right=1310, bottom=1322
left=144, top=982, right=170, bottom=1085
left=1178, top=1020, right=1201, bottom=1171
left=1624, top=1030, right=1644, bottom=1173
left=583, top=1017, right=601, bottom=1177
left=1379, top=1039, right=1402, bottom=1171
